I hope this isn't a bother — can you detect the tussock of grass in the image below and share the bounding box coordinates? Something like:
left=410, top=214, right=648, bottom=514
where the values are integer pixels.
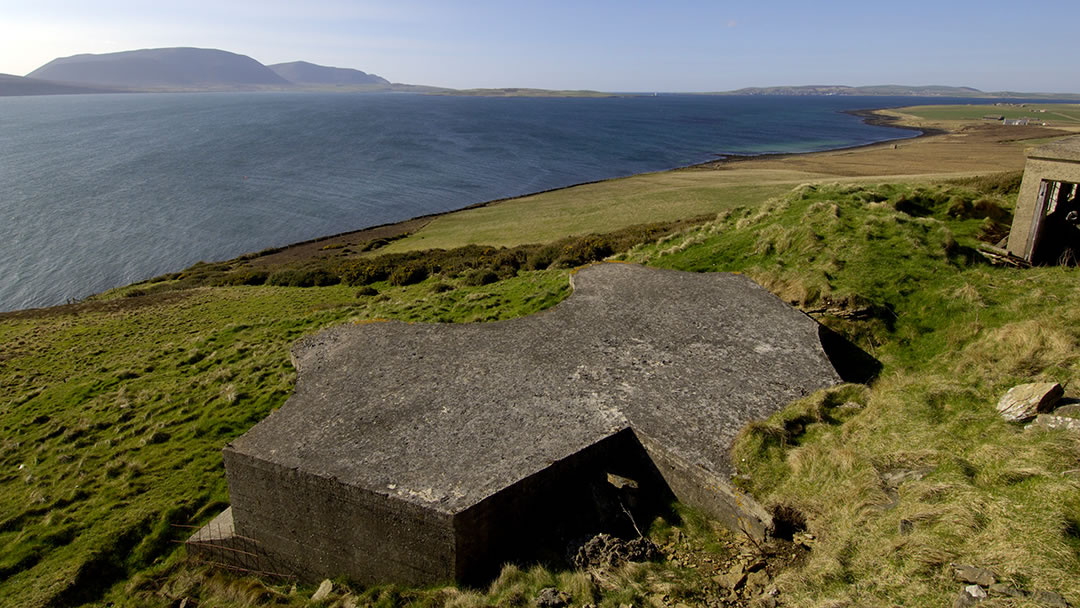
left=620, top=179, right=1080, bottom=606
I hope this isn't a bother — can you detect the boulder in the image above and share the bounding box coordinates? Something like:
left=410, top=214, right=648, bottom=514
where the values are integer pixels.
left=952, top=563, right=996, bottom=587
left=714, top=564, right=747, bottom=591
left=536, top=587, right=571, bottom=608
left=1053, top=403, right=1080, bottom=418
left=954, top=584, right=988, bottom=608
left=1034, top=414, right=1080, bottom=432
left=988, top=583, right=1025, bottom=598
left=997, top=383, right=1063, bottom=422
left=1031, top=590, right=1070, bottom=608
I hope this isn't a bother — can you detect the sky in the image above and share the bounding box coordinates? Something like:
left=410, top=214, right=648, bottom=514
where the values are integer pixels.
left=1, top=0, right=1078, bottom=93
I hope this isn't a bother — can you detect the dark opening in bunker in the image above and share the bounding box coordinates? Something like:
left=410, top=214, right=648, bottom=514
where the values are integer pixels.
left=1031, top=180, right=1080, bottom=265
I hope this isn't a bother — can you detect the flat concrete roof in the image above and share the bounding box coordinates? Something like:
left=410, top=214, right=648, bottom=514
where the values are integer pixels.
left=227, top=263, right=843, bottom=514
left=1028, top=135, right=1080, bottom=163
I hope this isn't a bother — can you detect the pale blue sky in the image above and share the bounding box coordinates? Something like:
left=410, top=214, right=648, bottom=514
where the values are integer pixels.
left=2, top=0, right=1077, bottom=92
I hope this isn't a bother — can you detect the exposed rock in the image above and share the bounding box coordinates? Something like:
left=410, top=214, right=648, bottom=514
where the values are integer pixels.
left=744, top=557, right=767, bottom=573
left=997, top=383, right=1063, bottom=422
left=952, top=563, right=996, bottom=586
left=311, top=579, right=333, bottom=602
left=988, top=583, right=1026, bottom=598
left=606, top=472, right=639, bottom=489
left=535, top=587, right=571, bottom=607
left=1034, top=413, right=1080, bottom=432
left=954, top=584, right=987, bottom=608
left=1052, top=402, right=1080, bottom=418
left=1031, top=590, right=1070, bottom=608
left=745, top=570, right=771, bottom=594
left=837, top=401, right=864, bottom=412
left=967, top=585, right=988, bottom=599
left=954, top=584, right=988, bottom=607
left=714, top=564, right=747, bottom=591
left=571, top=533, right=660, bottom=569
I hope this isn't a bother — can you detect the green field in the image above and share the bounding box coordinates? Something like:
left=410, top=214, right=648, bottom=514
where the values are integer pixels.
left=899, top=103, right=1080, bottom=124
left=383, top=172, right=803, bottom=253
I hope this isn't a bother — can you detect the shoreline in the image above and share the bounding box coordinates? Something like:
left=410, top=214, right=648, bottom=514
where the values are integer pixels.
left=6, top=103, right=1056, bottom=318
left=691, top=108, right=941, bottom=168
left=246, top=106, right=933, bottom=266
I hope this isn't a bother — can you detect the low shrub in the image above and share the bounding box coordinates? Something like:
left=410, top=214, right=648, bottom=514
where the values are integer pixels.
left=213, top=270, right=269, bottom=286
left=341, top=262, right=390, bottom=286
left=464, top=269, right=499, bottom=286
left=266, top=269, right=339, bottom=287
left=526, top=245, right=560, bottom=270
left=388, top=262, right=428, bottom=286
left=554, top=235, right=614, bottom=267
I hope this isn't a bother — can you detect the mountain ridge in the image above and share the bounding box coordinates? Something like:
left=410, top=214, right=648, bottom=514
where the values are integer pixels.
left=267, top=60, right=389, bottom=86
left=10, top=47, right=1080, bottom=98
left=27, top=47, right=290, bottom=88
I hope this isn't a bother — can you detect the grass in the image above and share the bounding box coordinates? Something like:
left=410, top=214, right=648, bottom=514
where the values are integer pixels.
left=382, top=174, right=799, bottom=253
left=615, top=178, right=1080, bottom=606
left=8, top=174, right=1079, bottom=607
left=0, top=274, right=570, bottom=608
left=380, top=117, right=1063, bottom=255
left=897, top=103, right=1080, bottom=124
left=4, top=109, right=1080, bottom=606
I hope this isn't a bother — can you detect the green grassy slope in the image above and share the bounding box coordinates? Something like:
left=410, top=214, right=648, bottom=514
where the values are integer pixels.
left=1, top=276, right=569, bottom=607
left=899, top=103, right=1080, bottom=124
left=618, top=179, right=1080, bottom=606
left=3, top=174, right=1078, bottom=607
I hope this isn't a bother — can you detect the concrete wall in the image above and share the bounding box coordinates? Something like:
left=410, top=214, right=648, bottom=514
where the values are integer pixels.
left=452, top=428, right=674, bottom=584
left=1007, top=154, right=1080, bottom=261
left=223, top=448, right=457, bottom=585
left=634, top=429, right=773, bottom=540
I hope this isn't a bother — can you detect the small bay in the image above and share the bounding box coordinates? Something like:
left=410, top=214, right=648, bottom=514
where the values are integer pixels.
left=0, top=92, right=971, bottom=311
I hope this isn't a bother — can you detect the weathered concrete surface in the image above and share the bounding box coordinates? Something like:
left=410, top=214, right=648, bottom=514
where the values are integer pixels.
left=209, top=263, right=854, bottom=584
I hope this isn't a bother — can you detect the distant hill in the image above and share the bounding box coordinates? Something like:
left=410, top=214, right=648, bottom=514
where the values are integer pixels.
left=26, top=47, right=290, bottom=88
left=428, top=87, right=619, bottom=98
left=721, top=84, right=1080, bottom=99
left=726, top=85, right=986, bottom=97
left=0, top=73, right=122, bottom=96
left=268, top=61, right=389, bottom=86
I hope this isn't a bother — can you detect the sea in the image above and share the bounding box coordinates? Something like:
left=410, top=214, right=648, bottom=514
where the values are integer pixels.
left=0, top=92, right=1012, bottom=312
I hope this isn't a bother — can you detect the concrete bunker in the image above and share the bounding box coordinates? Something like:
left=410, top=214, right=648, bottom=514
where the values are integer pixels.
left=1006, top=135, right=1080, bottom=264
left=188, top=263, right=873, bottom=585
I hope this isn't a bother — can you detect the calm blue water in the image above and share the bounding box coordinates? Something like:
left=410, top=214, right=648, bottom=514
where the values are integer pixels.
left=0, top=92, right=983, bottom=311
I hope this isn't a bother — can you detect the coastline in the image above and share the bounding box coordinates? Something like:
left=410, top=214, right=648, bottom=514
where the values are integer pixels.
left=247, top=106, right=933, bottom=266
left=4, top=104, right=1063, bottom=317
